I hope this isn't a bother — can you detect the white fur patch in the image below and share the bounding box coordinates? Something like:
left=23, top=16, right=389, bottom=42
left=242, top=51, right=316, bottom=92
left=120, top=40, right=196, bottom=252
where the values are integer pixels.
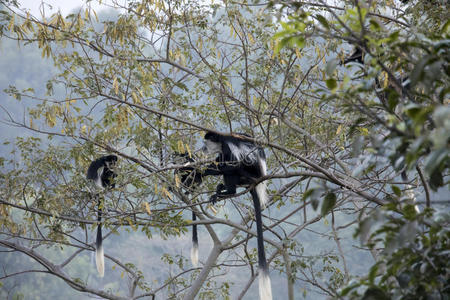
left=256, top=182, right=268, bottom=208
left=258, top=268, right=272, bottom=300
left=96, top=245, right=105, bottom=277
left=95, top=166, right=104, bottom=189
left=405, top=184, right=420, bottom=213
left=227, top=142, right=254, bottom=162
left=190, top=244, right=199, bottom=267
left=205, top=140, right=222, bottom=154
left=259, top=157, right=267, bottom=176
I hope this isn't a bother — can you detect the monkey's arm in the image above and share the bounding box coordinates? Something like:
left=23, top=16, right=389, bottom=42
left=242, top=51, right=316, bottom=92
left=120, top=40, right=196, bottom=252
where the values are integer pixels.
left=210, top=184, right=230, bottom=204
left=202, top=162, right=245, bottom=177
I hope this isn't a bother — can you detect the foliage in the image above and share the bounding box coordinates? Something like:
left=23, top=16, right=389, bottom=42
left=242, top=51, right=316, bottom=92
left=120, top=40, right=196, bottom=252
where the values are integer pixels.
left=0, top=0, right=448, bottom=299
left=341, top=205, right=450, bottom=299
left=274, top=0, right=449, bottom=191
left=273, top=1, right=450, bottom=299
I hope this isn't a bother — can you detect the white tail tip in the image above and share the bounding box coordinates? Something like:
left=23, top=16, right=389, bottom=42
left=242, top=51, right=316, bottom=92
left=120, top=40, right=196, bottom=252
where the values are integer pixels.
left=258, top=268, right=272, bottom=300
left=96, top=245, right=105, bottom=277
left=190, top=244, right=199, bottom=267
left=256, top=182, right=268, bottom=208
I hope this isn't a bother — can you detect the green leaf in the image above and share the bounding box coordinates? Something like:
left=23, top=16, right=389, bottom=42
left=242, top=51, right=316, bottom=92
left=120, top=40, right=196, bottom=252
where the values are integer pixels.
left=362, top=287, right=390, bottom=300
left=440, top=19, right=450, bottom=35
left=387, top=90, right=399, bottom=112
left=339, top=282, right=360, bottom=296
left=326, top=78, right=337, bottom=90
left=316, top=14, right=330, bottom=30
left=410, top=54, right=436, bottom=86
left=274, top=38, right=289, bottom=54
left=424, top=149, right=448, bottom=176
left=387, top=30, right=400, bottom=43
left=369, top=19, right=381, bottom=31
left=391, top=185, right=401, bottom=198
left=302, top=188, right=316, bottom=201
left=321, top=192, right=336, bottom=216
left=368, top=263, right=379, bottom=284
left=405, top=104, right=434, bottom=126
left=311, top=198, right=319, bottom=211
left=429, top=169, right=444, bottom=191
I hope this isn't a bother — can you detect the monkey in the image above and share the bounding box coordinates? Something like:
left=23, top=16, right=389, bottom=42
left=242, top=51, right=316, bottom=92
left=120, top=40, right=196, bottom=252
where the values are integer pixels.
left=173, top=152, right=204, bottom=267
left=341, top=45, right=411, bottom=108
left=201, top=131, right=272, bottom=300
left=86, top=154, right=118, bottom=277
left=342, top=46, right=364, bottom=65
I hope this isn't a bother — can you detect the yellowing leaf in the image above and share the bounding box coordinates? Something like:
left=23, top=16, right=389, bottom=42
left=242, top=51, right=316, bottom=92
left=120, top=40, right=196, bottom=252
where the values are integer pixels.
left=8, top=14, right=15, bottom=31
left=209, top=205, right=217, bottom=214
left=144, top=202, right=152, bottom=215
left=186, top=144, right=192, bottom=158
left=198, top=38, right=203, bottom=51
left=359, top=127, right=369, bottom=136
left=77, top=13, right=83, bottom=27
left=336, top=124, right=342, bottom=135
left=113, top=77, right=119, bottom=95
left=131, top=91, right=142, bottom=105
left=127, top=218, right=137, bottom=231
left=383, top=71, right=389, bottom=88
left=177, top=140, right=185, bottom=153
left=175, top=175, right=181, bottom=188
left=248, top=32, right=255, bottom=44
left=92, top=9, right=99, bottom=22
left=161, top=187, right=173, bottom=200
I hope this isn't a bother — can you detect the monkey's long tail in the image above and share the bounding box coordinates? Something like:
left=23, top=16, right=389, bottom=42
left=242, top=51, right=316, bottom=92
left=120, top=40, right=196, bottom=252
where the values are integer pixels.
left=250, top=189, right=272, bottom=300
left=191, top=211, right=199, bottom=267
left=96, top=198, right=105, bottom=277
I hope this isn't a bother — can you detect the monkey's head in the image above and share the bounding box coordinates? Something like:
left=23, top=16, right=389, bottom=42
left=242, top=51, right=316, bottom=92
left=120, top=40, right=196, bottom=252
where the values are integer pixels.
left=203, top=131, right=222, bottom=154
left=104, top=154, right=118, bottom=163
left=102, top=155, right=118, bottom=168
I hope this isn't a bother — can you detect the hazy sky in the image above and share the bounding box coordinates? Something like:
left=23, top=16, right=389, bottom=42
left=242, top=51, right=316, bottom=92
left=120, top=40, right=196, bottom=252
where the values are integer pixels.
left=17, top=0, right=106, bottom=17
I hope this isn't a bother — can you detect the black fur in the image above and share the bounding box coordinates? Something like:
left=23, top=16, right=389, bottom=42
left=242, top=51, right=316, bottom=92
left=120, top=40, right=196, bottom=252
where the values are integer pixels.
left=86, top=154, right=118, bottom=277
left=173, top=152, right=203, bottom=266
left=202, top=132, right=272, bottom=300
left=342, top=46, right=364, bottom=65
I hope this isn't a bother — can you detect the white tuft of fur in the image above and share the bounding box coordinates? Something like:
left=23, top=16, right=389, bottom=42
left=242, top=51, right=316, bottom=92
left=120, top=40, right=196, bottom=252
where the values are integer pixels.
left=405, top=184, right=420, bottom=213
left=256, top=156, right=268, bottom=208
left=256, top=182, right=268, bottom=208
left=204, top=140, right=222, bottom=155
left=190, top=244, right=199, bottom=267
left=227, top=142, right=248, bottom=161
left=95, top=166, right=104, bottom=189
left=259, top=156, right=267, bottom=176
left=96, top=245, right=105, bottom=277
left=258, top=268, right=272, bottom=300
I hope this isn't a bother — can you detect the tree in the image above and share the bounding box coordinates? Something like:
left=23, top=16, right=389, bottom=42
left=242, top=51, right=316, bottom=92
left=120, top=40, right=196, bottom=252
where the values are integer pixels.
left=273, top=0, right=449, bottom=298
left=0, top=0, right=448, bottom=299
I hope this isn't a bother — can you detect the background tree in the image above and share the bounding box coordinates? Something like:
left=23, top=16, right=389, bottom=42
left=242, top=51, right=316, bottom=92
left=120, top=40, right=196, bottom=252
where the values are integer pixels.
left=0, top=0, right=448, bottom=299
left=273, top=0, right=449, bottom=298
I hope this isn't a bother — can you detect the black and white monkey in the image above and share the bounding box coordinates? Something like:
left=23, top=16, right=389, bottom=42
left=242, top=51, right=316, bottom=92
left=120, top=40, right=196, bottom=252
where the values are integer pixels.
left=86, top=155, right=118, bottom=277
left=342, top=46, right=364, bottom=65
left=173, top=152, right=204, bottom=267
left=201, top=131, right=272, bottom=300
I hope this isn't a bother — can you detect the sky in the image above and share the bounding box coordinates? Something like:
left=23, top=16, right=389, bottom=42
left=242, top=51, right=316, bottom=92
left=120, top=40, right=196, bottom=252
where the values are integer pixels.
left=17, top=0, right=107, bottom=17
